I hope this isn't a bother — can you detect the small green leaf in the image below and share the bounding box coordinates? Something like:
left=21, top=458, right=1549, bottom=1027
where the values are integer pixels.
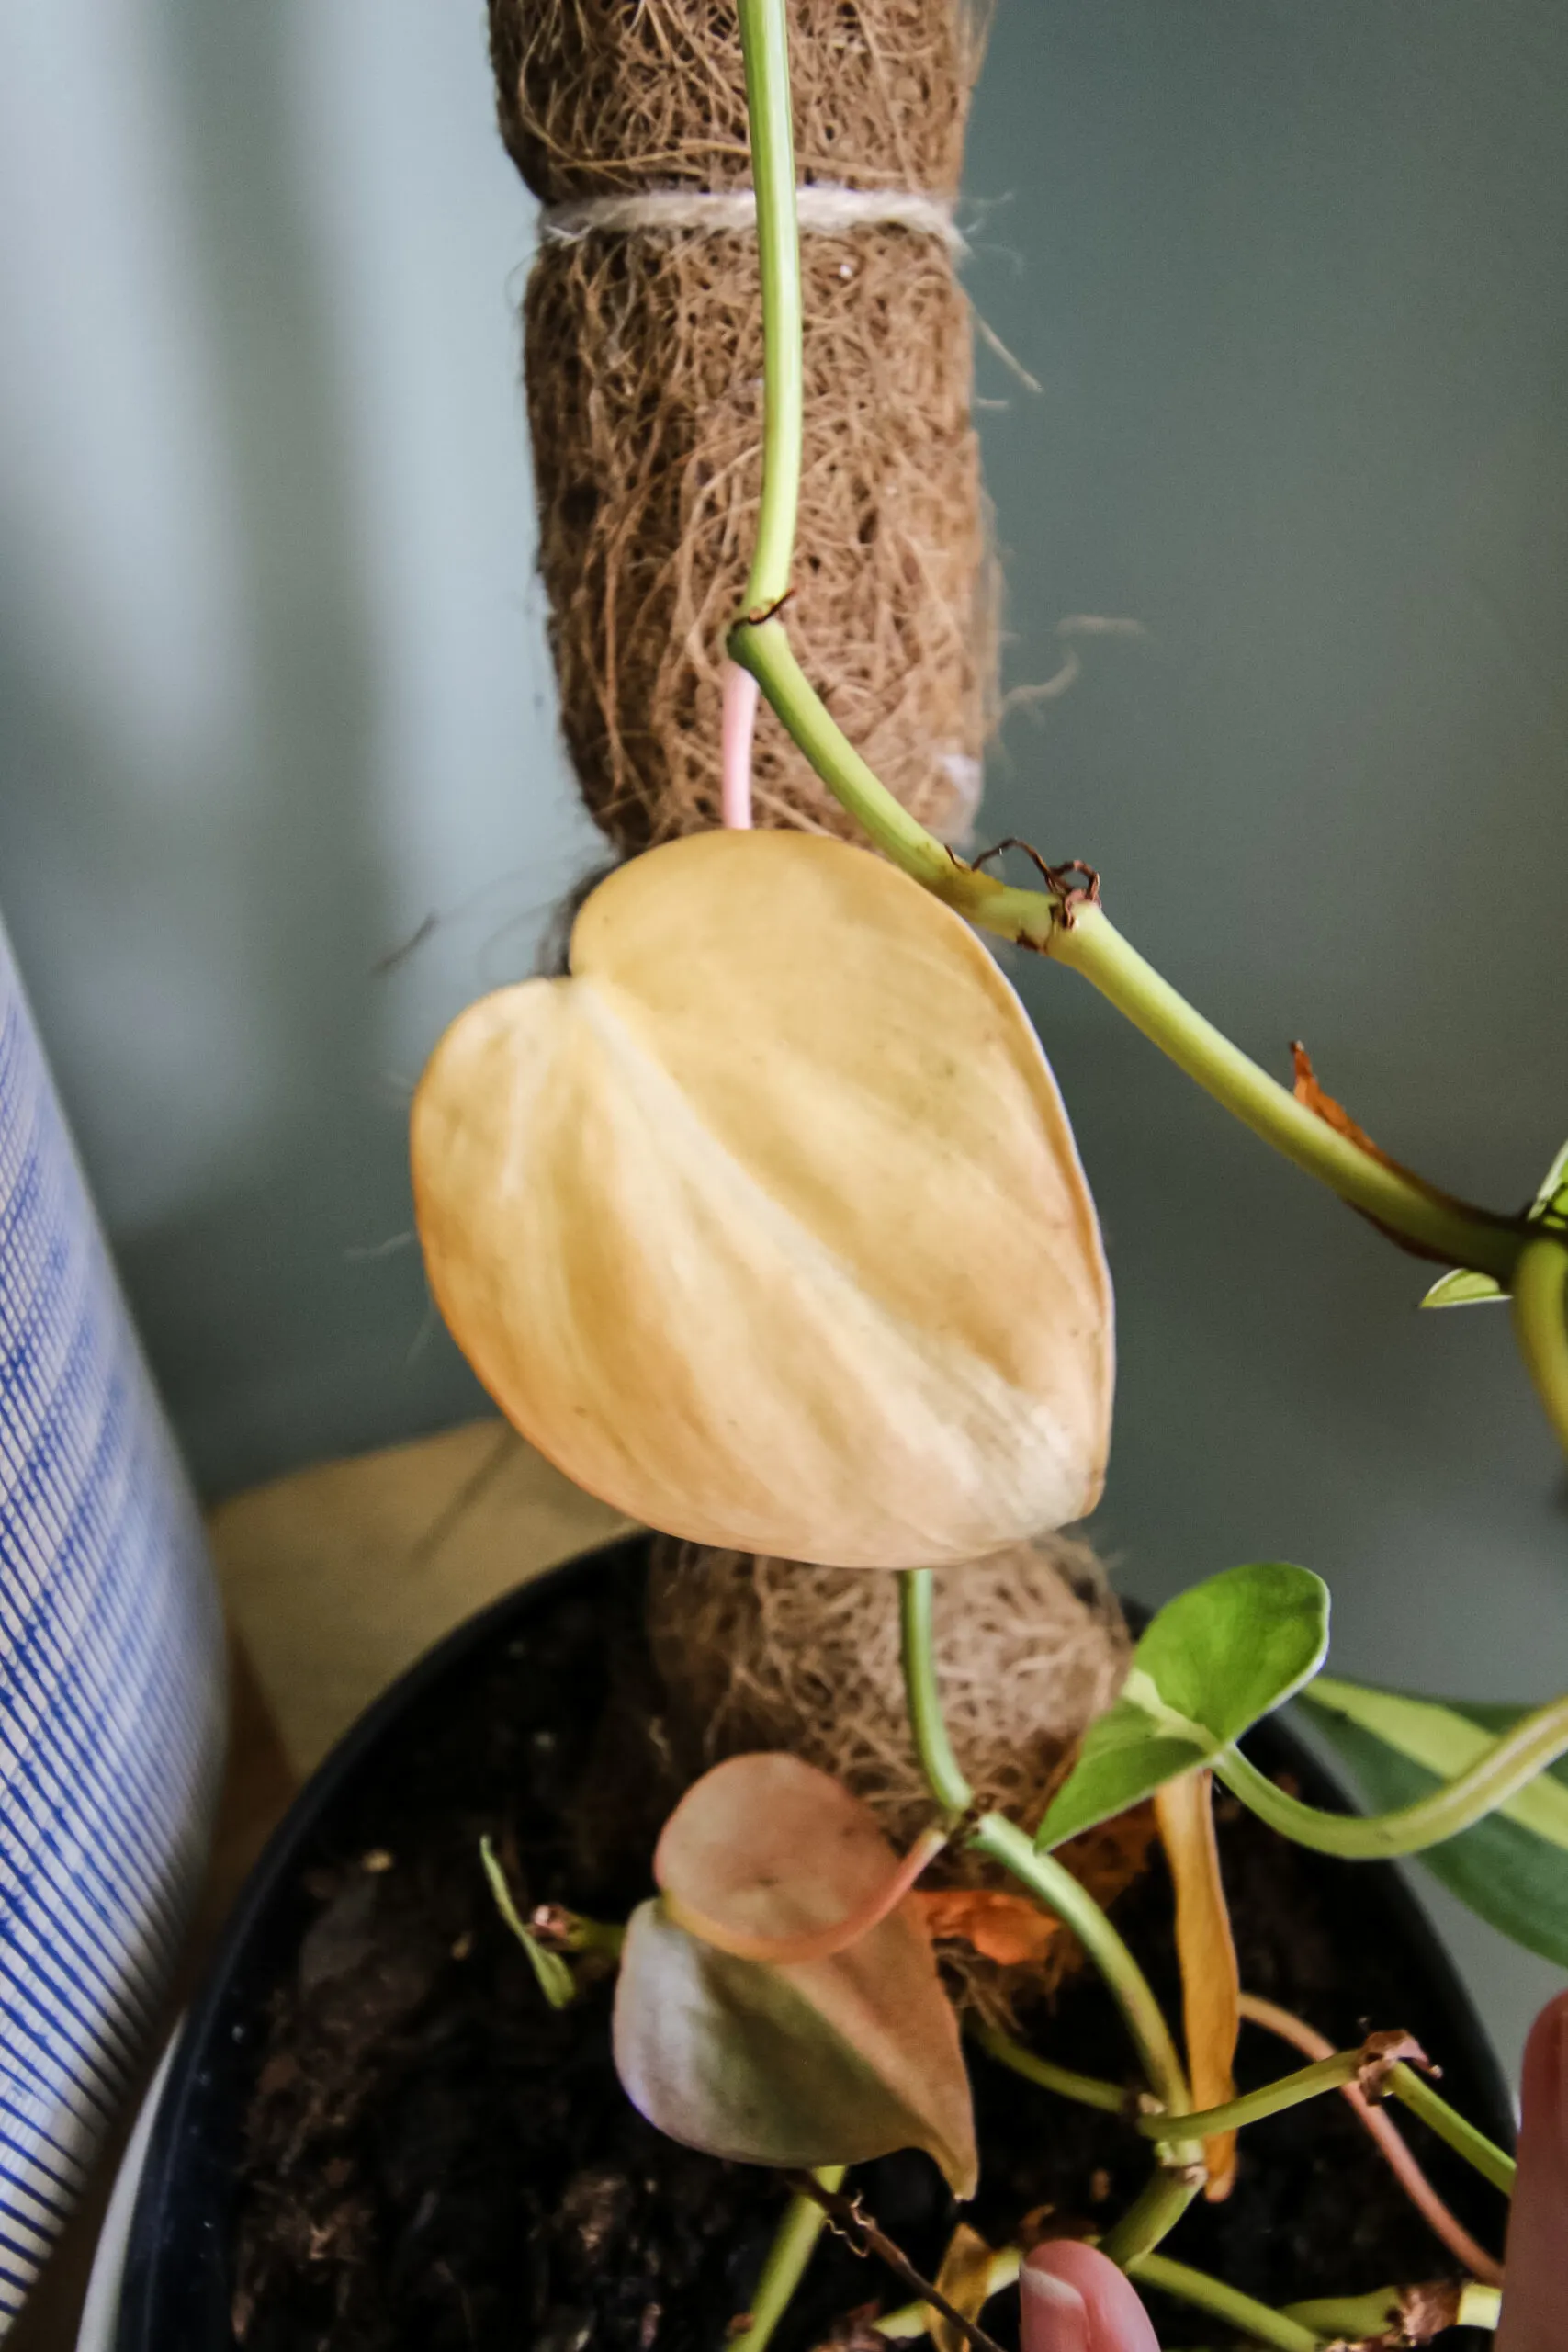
left=1300, top=1681, right=1568, bottom=1965
left=1037, top=1563, right=1329, bottom=1850
left=480, top=1836, right=576, bottom=2008
left=1419, top=1268, right=1506, bottom=1309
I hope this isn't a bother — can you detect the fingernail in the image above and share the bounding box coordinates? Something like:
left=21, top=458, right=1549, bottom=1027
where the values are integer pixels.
left=1021, top=2265, right=1085, bottom=2314
left=1020, top=2254, right=1089, bottom=2352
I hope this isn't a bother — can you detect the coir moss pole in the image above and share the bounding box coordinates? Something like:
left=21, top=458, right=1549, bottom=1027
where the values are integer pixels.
left=488, top=0, right=995, bottom=849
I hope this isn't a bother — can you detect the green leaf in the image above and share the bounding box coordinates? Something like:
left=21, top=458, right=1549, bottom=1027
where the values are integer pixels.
left=1037, top=1563, right=1330, bottom=1850
left=1300, top=1679, right=1568, bottom=1965
left=1419, top=1268, right=1505, bottom=1309
left=480, top=1835, right=576, bottom=2008
left=614, top=1757, right=977, bottom=2194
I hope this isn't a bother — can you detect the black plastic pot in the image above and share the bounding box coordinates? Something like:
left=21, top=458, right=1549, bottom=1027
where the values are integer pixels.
left=115, top=1534, right=1515, bottom=2351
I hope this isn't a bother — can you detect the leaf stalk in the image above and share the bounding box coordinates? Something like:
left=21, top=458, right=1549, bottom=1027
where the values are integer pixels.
left=736, top=0, right=802, bottom=615
left=728, top=2166, right=846, bottom=2352
left=1215, top=1702, right=1568, bottom=1858
left=1512, top=1232, right=1568, bottom=1458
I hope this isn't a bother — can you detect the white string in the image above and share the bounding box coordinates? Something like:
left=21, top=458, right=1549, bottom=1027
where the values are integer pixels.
left=538, top=183, right=965, bottom=256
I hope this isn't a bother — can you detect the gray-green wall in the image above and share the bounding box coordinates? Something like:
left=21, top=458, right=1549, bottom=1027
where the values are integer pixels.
left=2, top=2, right=1563, bottom=2064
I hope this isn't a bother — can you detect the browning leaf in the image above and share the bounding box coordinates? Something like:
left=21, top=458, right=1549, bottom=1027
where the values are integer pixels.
left=1289, top=1042, right=1496, bottom=1269
left=909, top=1887, right=1061, bottom=1968
left=1290, top=1043, right=1404, bottom=1170
left=1155, top=1770, right=1239, bottom=2200
left=615, top=1757, right=977, bottom=2195
left=656, top=1754, right=945, bottom=1964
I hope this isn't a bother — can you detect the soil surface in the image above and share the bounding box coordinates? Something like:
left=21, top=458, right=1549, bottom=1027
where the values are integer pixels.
left=230, top=1556, right=1507, bottom=2351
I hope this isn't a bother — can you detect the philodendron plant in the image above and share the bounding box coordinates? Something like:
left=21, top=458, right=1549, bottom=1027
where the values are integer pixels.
left=410, top=4, right=1568, bottom=2344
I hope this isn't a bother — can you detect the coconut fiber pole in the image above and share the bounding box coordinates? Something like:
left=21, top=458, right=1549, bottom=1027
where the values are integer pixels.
left=484, top=4, right=1149, bottom=2003
left=488, top=0, right=994, bottom=847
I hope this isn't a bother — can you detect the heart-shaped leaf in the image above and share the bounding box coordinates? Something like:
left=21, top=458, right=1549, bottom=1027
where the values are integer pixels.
left=411, top=830, right=1111, bottom=1568
left=1036, top=1562, right=1330, bottom=1849
left=614, top=1756, right=976, bottom=2193
left=1300, top=1677, right=1568, bottom=1965
left=654, top=1752, right=945, bottom=1963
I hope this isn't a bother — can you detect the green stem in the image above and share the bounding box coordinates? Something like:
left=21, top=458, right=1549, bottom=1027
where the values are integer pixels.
left=896, top=1573, right=1201, bottom=2263
left=729, top=621, right=1523, bottom=1282
left=968, top=2019, right=1129, bottom=2116
left=730, top=0, right=1529, bottom=1287
left=560, top=1914, right=627, bottom=1958
left=1052, top=912, right=1520, bottom=1280
left=964, top=2024, right=1503, bottom=2227
left=1095, top=2169, right=1206, bottom=2272
left=728, top=2165, right=846, bottom=2352
left=1127, top=2253, right=1320, bottom=2352
left=900, top=1572, right=1186, bottom=2120
left=1512, top=1232, right=1568, bottom=1456
left=884, top=2247, right=1328, bottom=2352
left=1386, top=2063, right=1517, bottom=2197
left=1215, top=1703, right=1568, bottom=1858
left=968, top=1825, right=1202, bottom=2266
left=1133, top=2050, right=1369, bottom=2143
left=728, top=624, right=1011, bottom=907
left=736, top=0, right=803, bottom=614
left=966, top=1815, right=1191, bottom=2126
left=897, top=1571, right=974, bottom=1819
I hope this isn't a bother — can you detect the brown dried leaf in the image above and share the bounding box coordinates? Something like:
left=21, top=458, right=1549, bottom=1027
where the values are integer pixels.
left=1290, top=1043, right=1498, bottom=1268
left=1394, top=2280, right=1464, bottom=2342
left=909, top=1887, right=1062, bottom=1968
left=1354, top=2029, right=1428, bottom=2100
left=1290, top=1043, right=1404, bottom=1170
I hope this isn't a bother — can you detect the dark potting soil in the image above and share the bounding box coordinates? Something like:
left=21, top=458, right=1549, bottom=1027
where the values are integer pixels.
left=230, top=1556, right=1507, bottom=2352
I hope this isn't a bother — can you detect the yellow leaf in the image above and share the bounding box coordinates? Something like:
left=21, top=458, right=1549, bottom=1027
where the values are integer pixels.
left=1156, top=1770, right=1240, bottom=2200
left=924, top=2225, right=997, bottom=2352
left=412, top=831, right=1111, bottom=1567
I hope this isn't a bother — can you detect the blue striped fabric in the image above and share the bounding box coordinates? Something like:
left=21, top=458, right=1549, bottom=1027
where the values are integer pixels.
left=0, top=925, right=224, bottom=2331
